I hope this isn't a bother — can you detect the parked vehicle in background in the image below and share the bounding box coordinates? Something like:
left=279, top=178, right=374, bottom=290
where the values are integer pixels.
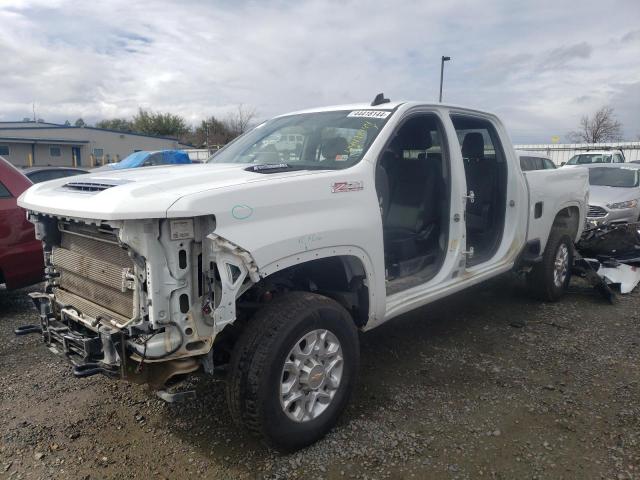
left=0, top=156, right=43, bottom=289
left=18, top=99, right=588, bottom=451
left=23, top=166, right=89, bottom=184
left=562, top=149, right=625, bottom=167
left=585, top=164, right=640, bottom=227
left=517, top=151, right=556, bottom=171
left=93, top=150, right=191, bottom=171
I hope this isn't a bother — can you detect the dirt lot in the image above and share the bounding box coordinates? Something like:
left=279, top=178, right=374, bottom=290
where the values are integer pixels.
left=1, top=276, right=639, bottom=480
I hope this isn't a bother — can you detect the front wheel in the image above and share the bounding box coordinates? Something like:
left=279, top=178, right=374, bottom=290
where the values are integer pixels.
left=527, top=230, right=574, bottom=301
left=226, top=292, right=359, bottom=451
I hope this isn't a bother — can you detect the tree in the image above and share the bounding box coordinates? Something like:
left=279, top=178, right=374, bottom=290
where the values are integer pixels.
left=132, top=108, right=189, bottom=138
left=224, top=104, right=257, bottom=137
left=95, top=118, right=133, bottom=132
left=63, top=120, right=71, bottom=126
left=567, top=106, right=623, bottom=143
left=74, top=118, right=86, bottom=127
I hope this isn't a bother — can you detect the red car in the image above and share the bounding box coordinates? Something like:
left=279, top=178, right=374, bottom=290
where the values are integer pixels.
left=0, top=156, right=43, bottom=289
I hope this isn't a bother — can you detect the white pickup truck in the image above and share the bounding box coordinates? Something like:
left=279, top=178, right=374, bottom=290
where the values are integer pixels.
left=17, top=97, right=588, bottom=451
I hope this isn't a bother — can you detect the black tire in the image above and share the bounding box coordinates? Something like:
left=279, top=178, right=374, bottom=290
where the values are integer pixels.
left=226, top=291, right=359, bottom=452
left=527, top=230, right=573, bottom=302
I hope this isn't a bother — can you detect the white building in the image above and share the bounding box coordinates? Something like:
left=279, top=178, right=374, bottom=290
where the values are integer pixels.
left=0, top=121, right=191, bottom=168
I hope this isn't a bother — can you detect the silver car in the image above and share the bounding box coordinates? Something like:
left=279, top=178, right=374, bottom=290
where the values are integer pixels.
left=586, top=164, right=640, bottom=226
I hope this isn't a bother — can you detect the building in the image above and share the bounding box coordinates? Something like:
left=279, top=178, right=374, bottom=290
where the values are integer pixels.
left=514, top=142, right=640, bottom=165
left=0, top=121, right=191, bottom=168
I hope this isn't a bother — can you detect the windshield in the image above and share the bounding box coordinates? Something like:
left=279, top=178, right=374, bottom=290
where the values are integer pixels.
left=567, top=153, right=612, bottom=165
left=207, top=110, right=391, bottom=170
left=588, top=167, right=639, bottom=188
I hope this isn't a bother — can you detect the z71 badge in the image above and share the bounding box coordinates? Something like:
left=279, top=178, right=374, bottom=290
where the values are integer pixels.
left=331, top=181, right=364, bottom=193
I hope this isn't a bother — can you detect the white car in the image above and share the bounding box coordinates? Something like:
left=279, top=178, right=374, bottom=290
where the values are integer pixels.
left=17, top=98, right=588, bottom=451
left=562, top=149, right=626, bottom=167
left=585, top=164, right=640, bottom=226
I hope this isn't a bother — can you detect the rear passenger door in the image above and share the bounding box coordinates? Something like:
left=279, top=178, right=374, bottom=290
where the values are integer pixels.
left=450, top=113, right=528, bottom=270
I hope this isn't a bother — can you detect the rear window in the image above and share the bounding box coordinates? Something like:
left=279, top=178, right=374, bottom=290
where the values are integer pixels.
left=588, top=167, right=639, bottom=188
left=520, top=156, right=543, bottom=171
left=0, top=181, right=11, bottom=198
left=27, top=169, right=84, bottom=184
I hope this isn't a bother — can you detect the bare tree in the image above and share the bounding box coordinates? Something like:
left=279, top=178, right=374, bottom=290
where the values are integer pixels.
left=224, top=104, right=257, bottom=137
left=567, top=106, right=623, bottom=143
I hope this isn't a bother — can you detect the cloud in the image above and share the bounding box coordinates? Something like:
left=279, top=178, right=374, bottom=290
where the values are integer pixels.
left=538, top=42, right=592, bottom=71
left=0, top=0, right=638, bottom=143
left=609, top=82, right=640, bottom=139
left=621, top=30, right=640, bottom=43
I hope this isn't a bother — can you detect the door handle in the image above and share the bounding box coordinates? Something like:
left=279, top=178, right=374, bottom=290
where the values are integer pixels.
left=463, top=190, right=475, bottom=204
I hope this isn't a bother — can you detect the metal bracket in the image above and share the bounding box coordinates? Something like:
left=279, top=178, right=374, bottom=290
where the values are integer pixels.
left=205, top=234, right=260, bottom=333
left=156, top=389, right=197, bottom=403
left=14, top=324, right=42, bottom=336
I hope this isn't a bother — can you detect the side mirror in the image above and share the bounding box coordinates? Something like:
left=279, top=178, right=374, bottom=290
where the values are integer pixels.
left=561, top=162, right=566, bottom=166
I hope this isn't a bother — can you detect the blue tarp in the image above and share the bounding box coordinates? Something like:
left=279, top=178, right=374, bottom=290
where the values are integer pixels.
left=109, top=150, right=191, bottom=170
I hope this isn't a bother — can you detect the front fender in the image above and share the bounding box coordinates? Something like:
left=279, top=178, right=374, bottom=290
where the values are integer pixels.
left=168, top=163, right=388, bottom=326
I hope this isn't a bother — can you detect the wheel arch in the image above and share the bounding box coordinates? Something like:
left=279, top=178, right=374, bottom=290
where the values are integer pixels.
left=551, top=205, right=582, bottom=242
left=258, top=247, right=375, bottom=328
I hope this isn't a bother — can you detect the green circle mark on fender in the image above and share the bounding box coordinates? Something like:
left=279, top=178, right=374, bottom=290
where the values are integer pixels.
left=232, top=204, right=253, bottom=220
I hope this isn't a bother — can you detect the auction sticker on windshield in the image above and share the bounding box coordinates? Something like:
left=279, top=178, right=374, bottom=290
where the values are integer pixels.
left=347, top=110, right=391, bottom=119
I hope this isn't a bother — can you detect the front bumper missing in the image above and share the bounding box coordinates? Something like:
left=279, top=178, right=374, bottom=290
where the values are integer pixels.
left=16, top=293, right=202, bottom=400
left=16, top=292, right=124, bottom=378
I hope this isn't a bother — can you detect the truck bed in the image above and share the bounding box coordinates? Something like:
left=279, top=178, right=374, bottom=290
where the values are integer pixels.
left=523, top=167, right=589, bottom=252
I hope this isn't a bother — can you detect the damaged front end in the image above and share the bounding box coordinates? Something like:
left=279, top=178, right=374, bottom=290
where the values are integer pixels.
left=572, top=222, right=640, bottom=298
left=16, top=214, right=259, bottom=394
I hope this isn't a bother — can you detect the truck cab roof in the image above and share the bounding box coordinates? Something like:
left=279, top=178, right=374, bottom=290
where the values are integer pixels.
left=279, top=101, right=498, bottom=118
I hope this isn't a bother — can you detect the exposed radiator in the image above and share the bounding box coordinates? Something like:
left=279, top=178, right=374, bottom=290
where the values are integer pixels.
left=51, top=224, right=135, bottom=322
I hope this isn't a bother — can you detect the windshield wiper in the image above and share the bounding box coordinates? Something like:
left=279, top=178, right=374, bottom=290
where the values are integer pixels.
left=245, top=163, right=294, bottom=173
left=245, top=163, right=330, bottom=174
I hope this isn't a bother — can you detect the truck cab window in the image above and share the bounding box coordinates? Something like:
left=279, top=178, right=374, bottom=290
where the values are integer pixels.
left=376, top=113, right=450, bottom=292
left=451, top=115, right=507, bottom=265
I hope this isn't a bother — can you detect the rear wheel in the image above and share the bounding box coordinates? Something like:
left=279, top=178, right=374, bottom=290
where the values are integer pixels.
left=527, top=229, right=573, bottom=301
left=226, top=291, right=359, bottom=451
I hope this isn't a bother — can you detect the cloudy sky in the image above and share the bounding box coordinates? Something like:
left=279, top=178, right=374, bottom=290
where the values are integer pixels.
left=1, top=0, right=638, bottom=143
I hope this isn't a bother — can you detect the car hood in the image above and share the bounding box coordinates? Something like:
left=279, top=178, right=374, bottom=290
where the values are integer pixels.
left=18, top=163, right=326, bottom=220
left=588, top=185, right=640, bottom=207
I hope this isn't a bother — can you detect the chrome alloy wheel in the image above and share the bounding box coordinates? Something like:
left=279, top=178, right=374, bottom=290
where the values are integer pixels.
left=280, top=329, right=344, bottom=422
left=553, top=243, right=570, bottom=288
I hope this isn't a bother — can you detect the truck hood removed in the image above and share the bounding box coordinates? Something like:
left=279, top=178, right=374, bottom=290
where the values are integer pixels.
left=18, top=163, right=320, bottom=220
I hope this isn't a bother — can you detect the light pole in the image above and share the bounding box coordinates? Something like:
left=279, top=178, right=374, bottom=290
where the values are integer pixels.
left=439, top=56, right=451, bottom=102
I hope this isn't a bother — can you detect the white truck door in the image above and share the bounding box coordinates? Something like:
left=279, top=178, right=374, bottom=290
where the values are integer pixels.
left=449, top=113, right=527, bottom=270
left=375, top=110, right=462, bottom=296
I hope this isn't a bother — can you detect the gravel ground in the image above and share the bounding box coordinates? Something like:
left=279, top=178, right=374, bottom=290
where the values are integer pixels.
left=1, top=275, right=639, bottom=480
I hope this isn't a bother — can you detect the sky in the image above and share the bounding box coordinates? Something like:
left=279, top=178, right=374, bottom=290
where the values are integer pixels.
left=0, top=0, right=639, bottom=143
